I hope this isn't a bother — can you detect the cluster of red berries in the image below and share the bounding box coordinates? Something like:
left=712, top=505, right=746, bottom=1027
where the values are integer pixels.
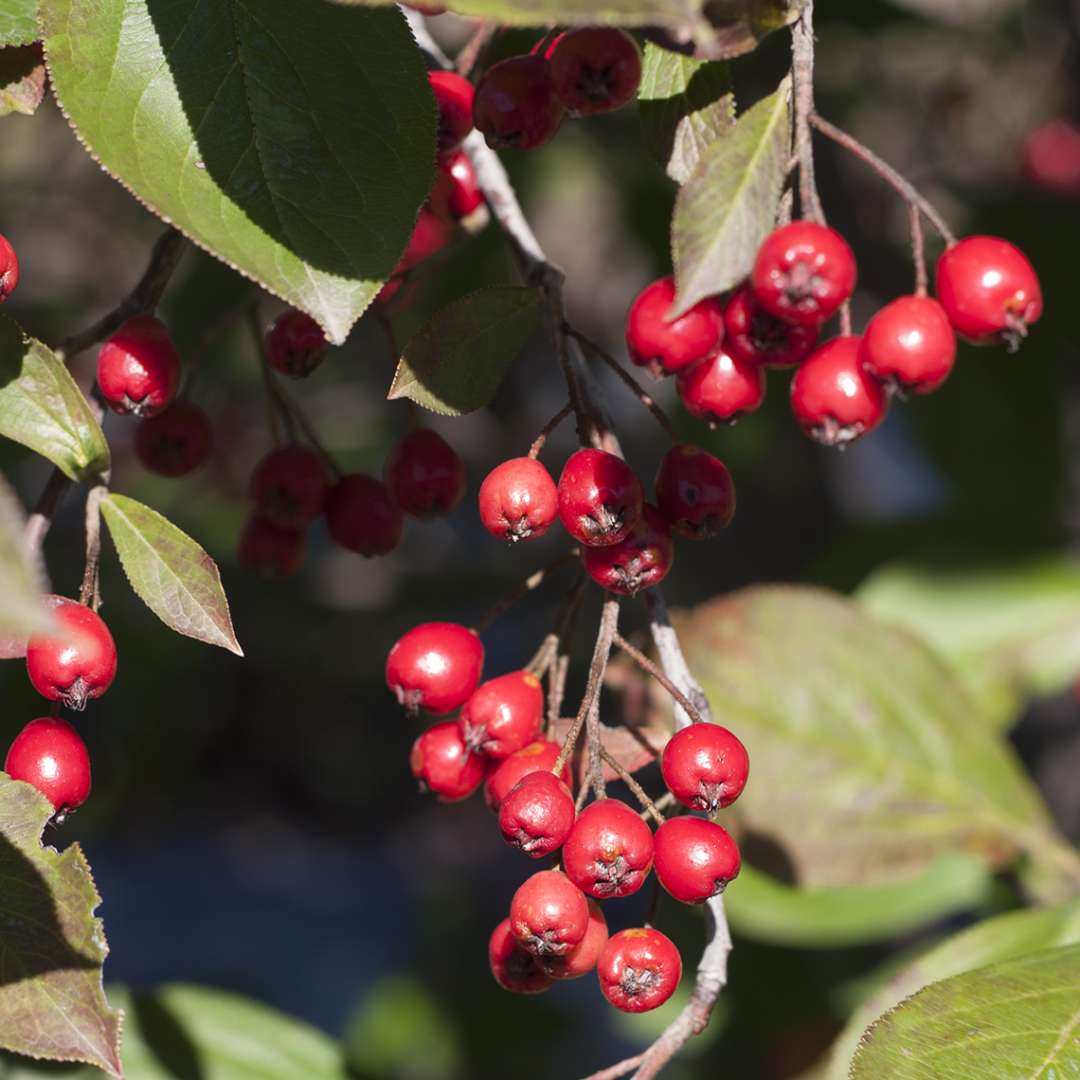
left=386, top=619, right=750, bottom=1010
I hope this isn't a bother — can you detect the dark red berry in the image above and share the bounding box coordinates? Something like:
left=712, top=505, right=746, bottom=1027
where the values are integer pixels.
left=0, top=233, right=19, bottom=303
left=654, top=445, right=735, bottom=540
left=488, top=918, right=554, bottom=994
left=860, top=295, right=956, bottom=395
left=724, top=285, right=819, bottom=368
left=562, top=798, right=654, bottom=899
left=250, top=445, right=328, bottom=528
left=384, top=428, right=466, bottom=518
left=386, top=622, right=484, bottom=716
left=625, top=276, right=725, bottom=378
left=4, top=718, right=91, bottom=814
left=539, top=900, right=608, bottom=980
left=548, top=28, right=642, bottom=116
left=429, top=70, right=475, bottom=153
left=26, top=597, right=117, bottom=711
left=324, top=474, right=403, bottom=557
left=660, top=723, right=749, bottom=814
left=597, top=928, right=682, bottom=1013
left=430, top=149, right=487, bottom=227
left=458, top=670, right=543, bottom=758
left=478, top=457, right=558, bottom=543
left=653, top=816, right=740, bottom=903
left=498, top=770, right=576, bottom=857
left=410, top=720, right=486, bottom=802
left=264, top=309, right=329, bottom=379
left=1022, top=119, right=1080, bottom=197
left=96, top=315, right=182, bottom=417
left=133, top=402, right=212, bottom=477
left=395, top=207, right=454, bottom=276
left=557, top=448, right=643, bottom=547
left=582, top=503, right=674, bottom=596
left=237, top=514, right=305, bottom=578
left=509, top=869, right=590, bottom=957
left=676, top=348, right=766, bottom=426
left=473, top=56, right=564, bottom=151
left=484, top=739, right=572, bottom=812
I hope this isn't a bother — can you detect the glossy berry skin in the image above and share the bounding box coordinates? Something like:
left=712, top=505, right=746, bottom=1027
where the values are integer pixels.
left=429, top=71, right=475, bottom=153
left=498, top=771, right=576, bottom=857
left=860, top=295, right=956, bottom=395
left=510, top=869, right=590, bottom=957
left=478, top=457, right=558, bottom=543
left=386, top=622, right=484, bottom=716
left=0, top=233, right=18, bottom=303
left=540, top=900, right=608, bottom=980
left=582, top=503, right=674, bottom=596
left=654, top=445, right=735, bottom=540
left=324, top=474, right=403, bottom=557
left=625, top=277, right=725, bottom=378
left=935, top=236, right=1043, bottom=348
left=26, top=598, right=117, bottom=711
left=134, top=401, right=212, bottom=477
left=473, top=56, right=564, bottom=151
left=677, top=348, right=766, bottom=426
left=484, top=739, right=572, bottom=811
left=791, top=336, right=887, bottom=447
left=597, top=928, right=682, bottom=1013
left=384, top=429, right=466, bottom=518
left=660, top=723, right=749, bottom=814
left=430, top=150, right=486, bottom=225
left=4, top=718, right=91, bottom=814
left=488, top=918, right=553, bottom=994
left=237, top=514, right=305, bottom=578
left=751, top=222, right=857, bottom=327
left=264, top=309, right=329, bottom=379
left=557, top=448, right=643, bottom=547
left=458, top=670, right=543, bottom=758
left=96, top=316, right=182, bottom=417
left=250, top=445, right=328, bottom=528
left=562, top=798, right=654, bottom=899
left=654, top=817, right=740, bottom=904
left=724, top=285, right=819, bottom=368
left=548, top=28, right=642, bottom=116
left=410, top=721, right=486, bottom=802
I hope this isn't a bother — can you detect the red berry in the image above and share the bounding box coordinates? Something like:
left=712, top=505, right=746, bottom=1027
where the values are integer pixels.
left=509, top=869, right=589, bottom=957
left=562, top=798, right=654, bottom=899
left=597, top=928, right=682, bottom=1013
left=458, top=670, right=543, bottom=758
left=410, top=720, right=486, bottom=802
left=860, top=295, right=956, bottom=395
left=540, top=900, right=608, bottom=980
left=478, top=457, right=558, bottom=543
left=430, top=149, right=487, bottom=226
left=133, top=401, right=212, bottom=477
left=4, top=718, right=91, bottom=814
left=790, top=336, right=887, bottom=447
left=237, top=514, right=305, bottom=578
left=488, top=918, right=554, bottom=994
left=660, top=723, right=749, bottom=814
left=581, top=503, right=674, bottom=596
left=676, top=348, right=766, bottom=426
left=384, top=428, right=466, bottom=518
left=935, top=235, right=1043, bottom=348
left=0, top=233, right=19, bottom=303
left=250, top=445, right=328, bottom=528
left=723, top=285, right=819, bottom=368
left=376, top=276, right=406, bottom=306
left=429, top=70, right=475, bottom=153
left=264, top=309, right=329, bottom=379
left=396, top=207, right=455, bottom=275
left=484, top=739, right=571, bottom=811
left=498, top=770, right=576, bottom=857
left=751, top=221, right=857, bottom=327
left=557, top=448, right=643, bottom=547
left=473, top=56, right=564, bottom=151
left=654, top=445, right=735, bottom=540
left=1022, top=119, right=1080, bottom=197
left=653, top=816, right=740, bottom=903
left=96, top=315, right=182, bottom=417
left=26, top=597, right=117, bottom=711
left=386, top=622, right=484, bottom=716
left=625, top=277, right=725, bottom=378
left=324, top=474, right=403, bottom=557
left=548, top=28, right=642, bottom=116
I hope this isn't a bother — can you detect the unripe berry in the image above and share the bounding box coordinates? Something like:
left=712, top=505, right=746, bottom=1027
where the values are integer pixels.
left=540, top=900, right=608, bottom=980
left=386, top=622, right=484, bottom=716
left=410, top=721, right=486, bottom=802
left=653, top=816, right=740, bottom=903
left=385, top=428, right=466, bottom=518
left=557, top=448, right=643, bottom=547
left=509, top=869, right=589, bottom=956
left=458, top=670, right=543, bottom=758
left=484, top=739, right=571, bottom=811
left=488, top=918, right=554, bottom=994
left=237, top=514, right=305, bottom=578
left=660, top=723, right=748, bottom=813
left=548, top=28, right=642, bottom=116
left=0, top=233, right=19, bottom=303
left=4, top=718, right=91, bottom=814
left=654, top=445, right=735, bottom=540
left=96, top=315, right=182, bottom=417
left=581, top=503, right=674, bottom=596
left=473, top=56, right=564, bottom=151
left=723, top=285, right=819, bottom=368
left=324, top=474, right=403, bottom=557
left=250, top=445, right=328, bottom=528
left=478, top=457, right=558, bottom=542
left=264, top=309, right=329, bottom=379
left=562, top=798, right=654, bottom=899
left=429, top=150, right=487, bottom=229
left=676, top=348, right=766, bottom=426
left=860, top=295, right=956, bottom=395
left=498, top=770, right=576, bottom=857
left=429, top=70, right=475, bottom=153
left=26, top=597, right=117, bottom=711
left=134, top=402, right=212, bottom=477
left=625, top=277, right=725, bottom=378
left=597, top=928, right=682, bottom=1013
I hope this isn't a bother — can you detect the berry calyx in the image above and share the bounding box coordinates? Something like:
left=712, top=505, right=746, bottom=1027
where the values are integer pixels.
left=539, top=900, right=609, bottom=980
left=410, top=721, right=486, bottom=802
left=0, top=233, right=19, bottom=303
left=96, top=315, right=182, bottom=417
left=660, top=723, right=749, bottom=814
left=723, top=285, right=819, bottom=368
left=26, top=597, right=117, bottom=711
left=264, top=309, right=329, bottom=379
left=498, top=770, right=576, bottom=857
left=548, top=28, right=642, bottom=117
left=429, top=150, right=487, bottom=229
left=133, top=402, right=212, bottom=477
left=478, top=457, right=559, bottom=543
left=386, top=622, right=485, bottom=716
left=429, top=70, right=475, bottom=153
left=4, top=718, right=91, bottom=816
left=484, top=739, right=571, bottom=811
left=581, top=503, right=674, bottom=596
left=237, top=514, right=305, bottom=578
left=458, top=670, right=544, bottom=758
left=489, top=918, right=554, bottom=994
left=625, top=277, right=725, bottom=378
left=597, top=928, right=682, bottom=1013
left=384, top=428, right=466, bottom=518
left=676, top=348, right=766, bottom=426
left=250, top=445, right=328, bottom=528
left=860, top=295, right=956, bottom=395
left=473, top=56, right=564, bottom=151
left=557, top=448, right=643, bottom=547
left=509, top=869, right=590, bottom=957
left=324, top=474, right=403, bottom=557
left=653, top=816, right=741, bottom=904
left=654, top=445, right=735, bottom=540
left=562, top=797, right=654, bottom=899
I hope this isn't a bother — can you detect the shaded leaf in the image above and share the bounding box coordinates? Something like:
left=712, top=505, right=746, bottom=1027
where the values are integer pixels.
left=0, top=43, right=46, bottom=117
left=0, top=1, right=37, bottom=47
left=0, top=472, right=51, bottom=655
left=695, top=0, right=806, bottom=59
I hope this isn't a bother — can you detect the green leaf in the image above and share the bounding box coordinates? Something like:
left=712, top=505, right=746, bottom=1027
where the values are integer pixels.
left=0, top=472, right=51, bottom=652
left=39, top=0, right=437, bottom=346
left=0, top=774, right=122, bottom=1077
left=388, top=287, right=544, bottom=416
left=0, top=314, right=109, bottom=481
left=101, top=494, right=242, bottom=656
left=0, top=1, right=37, bottom=47
left=849, top=944, right=1080, bottom=1080
left=671, top=77, right=791, bottom=315
left=0, top=43, right=45, bottom=117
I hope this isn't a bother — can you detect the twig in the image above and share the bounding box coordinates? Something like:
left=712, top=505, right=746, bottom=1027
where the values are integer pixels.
left=455, top=21, right=495, bottom=77
left=599, top=746, right=665, bottom=825
left=839, top=302, right=853, bottom=337
left=475, top=550, right=580, bottom=633
left=909, top=202, right=927, bottom=297
left=791, top=0, right=824, bottom=224
left=613, top=631, right=706, bottom=725
left=24, top=468, right=74, bottom=554
left=79, top=485, right=107, bottom=610
left=528, top=400, right=574, bottom=458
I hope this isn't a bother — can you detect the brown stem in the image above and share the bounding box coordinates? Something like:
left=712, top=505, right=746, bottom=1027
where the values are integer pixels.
left=613, top=631, right=707, bottom=725
left=24, top=469, right=73, bottom=554
left=839, top=301, right=853, bottom=337
left=599, top=745, right=665, bottom=825
left=528, top=400, right=574, bottom=459
left=910, top=202, right=928, bottom=297
left=475, top=550, right=580, bottom=633
left=79, top=485, right=107, bottom=610
left=455, top=21, right=496, bottom=77
left=791, top=0, right=824, bottom=224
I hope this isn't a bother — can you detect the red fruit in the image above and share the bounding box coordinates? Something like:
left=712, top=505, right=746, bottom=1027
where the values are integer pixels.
left=410, top=721, right=486, bottom=802
left=4, top=718, right=91, bottom=814
left=653, top=816, right=740, bottom=904
left=458, top=670, right=543, bottom=758
left=264, top=309, right=329, bottom=379
left=557, top=448, right=643, bottom=547
left=429, top=70, right=475, bottom=153
left=654, top=445, right=735, bottom=540
left=384, top=428, right=466, bottom=518
left=376, top=276, right=405, bottom=306
left=237, top=514, right=305, bottom=578
left=790, top=336, right=887, bottom=447
left=498, top=770, right=576, bottom=857
left=26, top=597, right=117, bottom=711
left=473, top=56, right=564, bottom=151
left=478, top=457, right=558, bottom=543
left=724, top=285, right=819, bottom=368
left=625, top=277, right=725, bottom=378
left=430, top=150, right=487, bottom=226
left=597, top=928, right=682, bottom=1013
left=96, top=315, right=182, bottom=417
left=386, top=622, right=484, bottom=716
left=134, top=401, right=212, bottom=477
left=396, top=207, right=454, bottom=275
left=751, top=221, right=857, bottom=327
left=660, top=723, right=749, bottom=814
left=324, top=474, right=403, bottom=557
left=581, top=503, right=674, bottom=596
left=484, top=740, right=571, bottom=811
left=488, top=918, right=554, bottom=994
left=509, top=869, right=589, bottom=957
left=562, top=798, right=654, bottom=899
left=0, top=233, right=19, bottom=303
left=860, top=295, right=956, bottom=395
left=540, top=900, right=608, bottom=980
left=1022, top=119, right=1080, bottom=197
left=548, top=28, right=642, bottom=116
left=935, top=235, right=1043, bottom=348
left=250, top=445, right=328, bottom=528
left=676, top=348, right=766, bottom=426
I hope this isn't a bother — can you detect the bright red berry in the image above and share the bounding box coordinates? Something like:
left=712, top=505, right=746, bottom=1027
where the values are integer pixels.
left=396, top=207, right=455, bottom=276
left=1022, top=119, right=1080, bottom=197
left=264, top=309, right=329, bottom=379
left=540, top=900, right=608, bottom=980
left=237, top=514, right=305, bottom=578
left=410, top=721, right=486, bottom=802
left=430, top=149, right=487, bottom=226
left=654, top=445, right=735, bottom=540
left=510, top=869, right=590, bottom=957
left=751, top=221, right=857, bottom=327
left=488, top=918, right=554, bottom=994
left=478, top=457, right=558, bottom=543
left=429, top=70, right=475, bottom=153
left=562, top=798, right=654, bottom=899
left=473, top=56, right=564, bottom=151
left=582, top=503, right=674, bottom=596
left=860, top=295, right=956, bottom=395
left=653, top=816, right=740, bottom=904
left=26, top=597, right=117, bottom=711
left=548, top=28, right=642, bottom=116
left=935, top=235, right=1043, bottom=348
left=385, top=428, right=466, bottom=518
left=723, top=285, right=819, bottom=368
left=484, top=739, right=571, bottom=811
left=597, top=928, right=682, bottom=1013
left=250, top=445, right=328, bottom=528
left=625, top=276, right=725, bottom=378
left=4, top=717, right=91, bottom=815
left=499, top=770, right=576, bottom=857
left=0, top=233, right=19, bottom=303
left=386, top=622, right=484, bottom=716
left=133, top=401, right=212, bottom=477
left=660, top=723, right=749, bottom=814
left=676, top=348, right=766, bottom=426
left=96, top=315, right=182, bottom=417
left=557, top=448, right=643, bottom=547
left=459, top=670, right=544, bottom=758
left=323, top=474, right=403, bottom=557
left=790, top=336, right=887, bottom=447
